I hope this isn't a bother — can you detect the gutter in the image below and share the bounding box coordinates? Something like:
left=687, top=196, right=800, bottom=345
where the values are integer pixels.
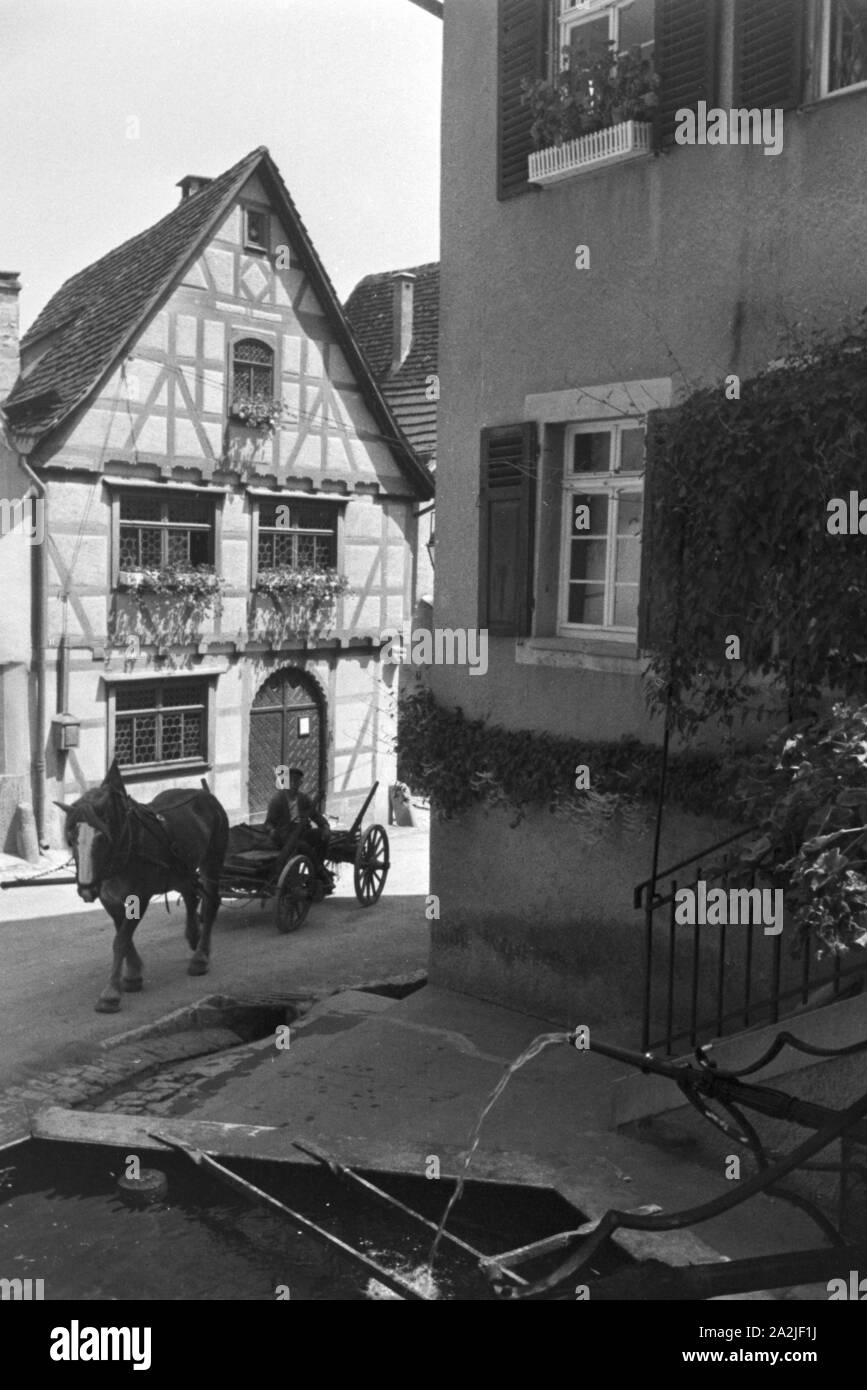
left=12, top=441, right=48, bottom=847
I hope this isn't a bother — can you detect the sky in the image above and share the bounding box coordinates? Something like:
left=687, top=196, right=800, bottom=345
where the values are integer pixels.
left=0, top=0, right=442, bottom=332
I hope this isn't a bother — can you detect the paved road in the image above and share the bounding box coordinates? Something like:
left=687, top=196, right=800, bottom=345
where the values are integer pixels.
left=0, top=821, right=430, bottom=1089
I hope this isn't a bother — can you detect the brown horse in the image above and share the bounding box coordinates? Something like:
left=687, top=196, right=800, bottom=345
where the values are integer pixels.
left=55, top=761, right=229, bottom=1013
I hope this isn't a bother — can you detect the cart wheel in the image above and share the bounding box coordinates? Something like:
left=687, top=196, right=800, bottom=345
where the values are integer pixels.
left=276, top=854, right=315, bottom=934
left=354, top=825, right=390, bottom=907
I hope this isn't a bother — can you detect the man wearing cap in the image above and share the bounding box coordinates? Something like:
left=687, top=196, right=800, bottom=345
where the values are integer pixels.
left=265, top=767, right=333, bottom=887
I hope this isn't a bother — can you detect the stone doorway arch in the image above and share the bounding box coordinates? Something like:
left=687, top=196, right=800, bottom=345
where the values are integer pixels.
left=247, top=666, right=326, bottom=818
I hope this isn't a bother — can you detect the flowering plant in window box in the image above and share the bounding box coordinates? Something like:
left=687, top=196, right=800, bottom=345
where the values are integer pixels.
left=118, top=564, right=224, bottom=603
left=111, top=566, right=224, bottom=661
left=255, top=567, right=350, bottom=601
left=522, top=42, right=659, bottom=150
left=251, top=568, right=349, bottom=646
left=228, top=393, right=287, bottom=433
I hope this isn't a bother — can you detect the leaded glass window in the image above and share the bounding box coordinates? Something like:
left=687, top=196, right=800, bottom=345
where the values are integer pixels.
left=119, top=492, right=214, bottom=571
left=114, top=682, right=207, bottom=768
left=232, top=338, right=274, bottom=401
left=257, top=500, right=337, bottom=572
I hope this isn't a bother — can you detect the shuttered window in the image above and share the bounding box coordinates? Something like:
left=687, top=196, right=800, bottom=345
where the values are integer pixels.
left=498, top=0, right=550, bottom=199
left=733, top=0, right=804, bottom=109
left=654, top=0, right=720, bottom=147
left=479, top=423, right=538, bottom=635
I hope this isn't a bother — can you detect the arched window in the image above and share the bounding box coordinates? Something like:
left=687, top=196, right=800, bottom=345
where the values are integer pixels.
left=232, top=338, right=274, bottom=403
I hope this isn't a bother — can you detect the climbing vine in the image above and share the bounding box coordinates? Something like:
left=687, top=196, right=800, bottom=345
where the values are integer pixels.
left=645, top=312, right=867, bottom=735
left=398, top=689, right=741, bottom=832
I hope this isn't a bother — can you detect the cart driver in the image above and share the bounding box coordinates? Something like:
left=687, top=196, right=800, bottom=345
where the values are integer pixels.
left=266, top=767, right=333, bottom=886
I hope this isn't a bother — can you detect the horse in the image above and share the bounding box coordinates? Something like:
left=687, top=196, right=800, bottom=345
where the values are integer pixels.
left=54, top=760, right=229, bottom=1013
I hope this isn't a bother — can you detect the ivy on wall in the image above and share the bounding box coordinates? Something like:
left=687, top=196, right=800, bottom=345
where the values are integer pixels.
left=398, top=689, right=741, bottom=830
left=645, top=314, right=867, bottom=734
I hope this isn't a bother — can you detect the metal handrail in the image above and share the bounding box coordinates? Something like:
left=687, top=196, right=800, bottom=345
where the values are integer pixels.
left=633, top=827, right=755, bottom=909
left=492, top=1027, right=867, bottom=1300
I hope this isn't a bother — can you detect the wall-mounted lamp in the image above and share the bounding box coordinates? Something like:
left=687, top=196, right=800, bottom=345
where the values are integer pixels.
left=426, top=529, right=436, bottom=570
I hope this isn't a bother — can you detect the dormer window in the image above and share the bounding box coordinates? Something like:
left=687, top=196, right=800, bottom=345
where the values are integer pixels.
left=244, top=208, right=268, bottom=251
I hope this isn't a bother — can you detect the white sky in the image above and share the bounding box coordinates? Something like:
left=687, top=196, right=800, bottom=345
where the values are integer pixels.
left=0, top=0, right=442, bottom=332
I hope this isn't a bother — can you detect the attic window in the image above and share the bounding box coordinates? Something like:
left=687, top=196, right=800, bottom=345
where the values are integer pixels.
left=232, top=338, right=275, bottom=399
left=244, top=208, right=268, bottom=250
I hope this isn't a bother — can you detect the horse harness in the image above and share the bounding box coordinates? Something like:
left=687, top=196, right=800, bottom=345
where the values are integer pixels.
left=81, top=790, right=205, bottom=881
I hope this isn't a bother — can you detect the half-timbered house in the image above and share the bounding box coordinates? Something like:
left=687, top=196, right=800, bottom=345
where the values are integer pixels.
left=2, top=147, right=433, bottom=846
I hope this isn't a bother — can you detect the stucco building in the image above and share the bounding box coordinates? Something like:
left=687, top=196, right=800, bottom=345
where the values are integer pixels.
left=2, top=147, right=433, bottom=851
left=429, top=0, right=867, bottom=1030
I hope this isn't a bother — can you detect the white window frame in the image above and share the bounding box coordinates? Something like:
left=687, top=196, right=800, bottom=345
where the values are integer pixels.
left=559, top=419, right=644, bottom=639
left=818, top=0, right=867, bottom=99
left=557, top=0, right=652, bottom=66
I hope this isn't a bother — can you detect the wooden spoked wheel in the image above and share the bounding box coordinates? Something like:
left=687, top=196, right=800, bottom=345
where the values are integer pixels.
left=353, top=825, right=390, bottom=907
left=276, top=854, right=315, bottom=934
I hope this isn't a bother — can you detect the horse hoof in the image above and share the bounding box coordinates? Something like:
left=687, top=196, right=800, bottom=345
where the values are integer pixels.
left=188, top=959, right=209, bottom=976
left=95, top=998, right=121, bottom=1013
left=122, top=979, right=143, bottom=992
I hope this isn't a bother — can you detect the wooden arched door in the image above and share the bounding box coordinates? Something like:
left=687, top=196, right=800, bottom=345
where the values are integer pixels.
left=248, top=667, right=325, bottom=819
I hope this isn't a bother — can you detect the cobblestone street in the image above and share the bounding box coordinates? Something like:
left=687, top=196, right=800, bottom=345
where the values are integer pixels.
left=0, top=821, right=429, bottom=1131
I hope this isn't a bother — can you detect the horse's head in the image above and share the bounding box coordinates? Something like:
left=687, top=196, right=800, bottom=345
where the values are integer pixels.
left=55, top=761, right=129, bottom=902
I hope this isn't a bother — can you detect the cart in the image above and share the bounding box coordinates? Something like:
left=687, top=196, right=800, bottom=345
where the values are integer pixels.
left=219, top=782, right=390, bottom=934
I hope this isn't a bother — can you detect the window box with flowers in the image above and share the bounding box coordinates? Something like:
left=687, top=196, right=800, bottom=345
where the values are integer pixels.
left=228, top=392, right=287, bottom=434
left=523, top=41, right=659, bottom=185
left=111, top=565, right=225, bottom=659
left=250, top=567, right=350, bottom=646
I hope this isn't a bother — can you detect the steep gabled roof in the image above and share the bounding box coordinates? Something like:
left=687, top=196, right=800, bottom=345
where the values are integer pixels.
left=344, top=262, right=439, bottom=468
left=6, top=147, right=433, bottom=498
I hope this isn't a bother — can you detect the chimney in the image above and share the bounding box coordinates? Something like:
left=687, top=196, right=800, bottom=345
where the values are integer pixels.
left=0, top=272, right=21, bottom=404
left=391, top=271, right=415, bottom=373
left=176, top=174, right=212, bottom=202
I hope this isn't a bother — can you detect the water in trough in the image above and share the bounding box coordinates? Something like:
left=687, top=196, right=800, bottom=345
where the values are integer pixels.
left=0, top=1139, right=628, bottom=1300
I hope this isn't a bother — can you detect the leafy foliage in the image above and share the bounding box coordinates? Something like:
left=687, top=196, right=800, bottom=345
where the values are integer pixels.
left=645, top=315, right=867, bottom=734
left=255, top=567, right=349, bottom=600
left=398, top=689, right=737, bottom=831
left=110, top=565, right=224, bottom=660
left=521, top=41, right=659, bottom=150
left=118, top=565, right=223, bottom=601
left=250, top=567, right=349, bottom=645
left=229, top=393, right=287, bottom=433
left=732, top=703, right=867, bottom=954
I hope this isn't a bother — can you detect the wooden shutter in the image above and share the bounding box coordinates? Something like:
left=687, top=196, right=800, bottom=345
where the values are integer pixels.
left=654, top=0, right=720, bottom=148
left=733, top=0, right=803, bottom=110
left=498, top=0, right=548, bottom=200
left=478, top=423, right=538, bottom=636
left=637, top=408, right=676, bottom=655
